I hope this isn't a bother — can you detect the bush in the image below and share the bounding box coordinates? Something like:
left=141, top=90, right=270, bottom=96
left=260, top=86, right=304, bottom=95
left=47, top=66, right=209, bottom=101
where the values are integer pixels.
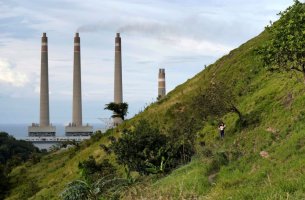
left=19, top=179, right=41, bottom=199
left=110, top=120, right=195, bottom=175
left=111, top=120, right=168, bottom=175
left=208, top=151, right=229, bottom=173
left=78, top=157, right=116, bottom=183
left=62, top=158, right=127, bottom=200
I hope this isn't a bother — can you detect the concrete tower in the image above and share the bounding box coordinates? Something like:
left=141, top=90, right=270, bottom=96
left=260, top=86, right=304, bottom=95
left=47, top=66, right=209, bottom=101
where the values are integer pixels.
left=65, top=33, right=92, bottom=136
left=113, top=33, right=123, bottom=125
left=114, top=33, right=123, bottom=103
left=40, top=32, right=50, bottom=127
left=28, top=33, right=56, bottom=137
left=72, top=32, right=82, bottom=127
left=158, top=68, right=166, bottom=99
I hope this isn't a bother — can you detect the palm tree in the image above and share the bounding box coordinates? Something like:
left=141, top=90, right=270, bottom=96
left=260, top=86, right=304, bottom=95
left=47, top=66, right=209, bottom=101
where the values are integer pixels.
left=104, top=102, right=128, bottom=120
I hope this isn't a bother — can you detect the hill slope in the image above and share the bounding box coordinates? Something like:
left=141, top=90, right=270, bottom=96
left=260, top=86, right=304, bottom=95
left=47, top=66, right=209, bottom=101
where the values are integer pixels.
left=6, top=23, right=305, bottom=200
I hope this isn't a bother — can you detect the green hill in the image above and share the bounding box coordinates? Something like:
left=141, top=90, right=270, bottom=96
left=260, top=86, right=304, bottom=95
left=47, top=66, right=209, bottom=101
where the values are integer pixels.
left=6, top=3, right=305, bottom=199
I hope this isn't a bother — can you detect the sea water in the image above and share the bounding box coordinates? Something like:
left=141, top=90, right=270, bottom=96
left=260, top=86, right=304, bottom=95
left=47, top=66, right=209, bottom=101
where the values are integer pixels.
left=0, top=123, right=106, bottom=139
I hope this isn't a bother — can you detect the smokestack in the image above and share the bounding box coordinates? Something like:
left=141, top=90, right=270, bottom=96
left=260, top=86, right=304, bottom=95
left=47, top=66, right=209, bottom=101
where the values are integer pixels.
left=72, top=32, right=82, bottom=126
left=65, top=33, right=92, bottom=136
left=114, top=33, right=123, bottom=103
left=113, top=33, right=123, bottom=125
left=28, top=33, right=55, bottom=137
left=40, top=32, right=50, bottom=127
left=158, top=68, right=166, bottom=99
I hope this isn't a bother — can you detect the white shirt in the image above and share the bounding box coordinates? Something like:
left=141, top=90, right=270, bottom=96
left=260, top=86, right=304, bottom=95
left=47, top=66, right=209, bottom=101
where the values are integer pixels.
left=219, top=125, right=225, bottom=131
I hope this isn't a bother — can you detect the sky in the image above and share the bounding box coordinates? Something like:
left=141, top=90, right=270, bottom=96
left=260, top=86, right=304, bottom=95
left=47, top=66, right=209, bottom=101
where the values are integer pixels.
left=0, top=0, right=294, bottom=124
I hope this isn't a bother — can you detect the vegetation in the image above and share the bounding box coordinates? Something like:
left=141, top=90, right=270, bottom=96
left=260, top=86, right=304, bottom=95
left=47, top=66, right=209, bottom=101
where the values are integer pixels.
left=192, top=80, right=242, bottom=120
left=258, top=0, right=305, bottom=82
left=61, top=156, right=128, bottom=200
left=110, top=120, right=195, bottom=175
left=104, top=102, right=129, bottom=120
left=0, top=132, right=39, bottom=199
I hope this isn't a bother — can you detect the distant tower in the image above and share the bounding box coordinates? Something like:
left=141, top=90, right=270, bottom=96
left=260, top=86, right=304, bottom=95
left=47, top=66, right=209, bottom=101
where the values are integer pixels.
left=158, top=68, right=166, bottom=99
left=28, top=33, right=56, bottom=137
left=65, top=33, right=92, bottom=136
left=113, top=33, right=123, bottom=125
left=72, top=32, right=82, bottom=127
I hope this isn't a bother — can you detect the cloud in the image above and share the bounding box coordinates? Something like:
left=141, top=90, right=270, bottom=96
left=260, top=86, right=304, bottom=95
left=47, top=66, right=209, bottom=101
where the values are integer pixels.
left=0, top=58, right=28, bottom=87
left=0, top=0, right=294, bottom=123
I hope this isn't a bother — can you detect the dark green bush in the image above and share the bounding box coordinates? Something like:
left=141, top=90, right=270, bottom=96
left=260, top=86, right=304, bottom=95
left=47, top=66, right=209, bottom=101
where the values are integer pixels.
left=110, top=120, right=195, bottom=175
left=208, top=151, right=229, bottom=173
left=78, top=157, right=116, bottom=183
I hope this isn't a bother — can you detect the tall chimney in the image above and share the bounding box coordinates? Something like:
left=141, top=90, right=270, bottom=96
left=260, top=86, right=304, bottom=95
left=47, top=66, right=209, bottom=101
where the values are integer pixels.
left=40, top=32, right=50, bottom=127
left=28, top=33, right=55, bottom=137
left=113, top=33, right=123, bottom=125
left=72, top=32, right=82, bottom=126
left=114, top=33, right=123, bottom=103
left=158, top=68, right=166, bottom=99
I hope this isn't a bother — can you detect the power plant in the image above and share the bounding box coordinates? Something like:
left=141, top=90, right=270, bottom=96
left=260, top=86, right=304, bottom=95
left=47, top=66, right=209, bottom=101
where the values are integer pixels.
left=158, top=68, right=166, bottom=99
left=28, top=33, right=56, bottom=137
left=113, top=33, right=123, bottom=125
left=28, top=32, right=165, bottom=142
left=65, top=33, right=93, bottom=136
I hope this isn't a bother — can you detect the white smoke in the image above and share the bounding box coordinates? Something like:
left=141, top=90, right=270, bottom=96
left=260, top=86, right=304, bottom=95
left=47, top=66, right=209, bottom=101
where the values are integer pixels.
left=0, top=58, right=29, bottom=87
left=76, top=19, right=232, bottom=55
left=77, top=20, right=176, bottom=37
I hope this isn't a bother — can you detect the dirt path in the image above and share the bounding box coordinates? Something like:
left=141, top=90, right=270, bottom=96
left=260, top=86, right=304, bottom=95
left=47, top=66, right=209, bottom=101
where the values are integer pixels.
left=208, top=172, right=218, bottom=184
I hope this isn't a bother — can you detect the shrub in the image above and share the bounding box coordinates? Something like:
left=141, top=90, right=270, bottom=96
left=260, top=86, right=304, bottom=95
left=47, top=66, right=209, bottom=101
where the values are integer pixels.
left=208, top=151, right=229, bottom=173
left=78, top=157, right=116, bottom=183
left=19, top=179, right=41, bottom=199
left=62, top=158, right=128, bottom=200
left=110, top=120, right=195, bottom=175
left=111, top=120, right=168, bottom=175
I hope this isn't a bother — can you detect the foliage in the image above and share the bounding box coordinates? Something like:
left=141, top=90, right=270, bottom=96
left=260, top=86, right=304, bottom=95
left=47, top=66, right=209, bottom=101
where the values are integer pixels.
left=61, top=177, right=130, bottom=200
left=192, top=80, right=241, bottom=119
left=167, top=107, right=197, bottom=166
left=104, top=102, right=129, bottom=120
left=78, top=157, right=116, bottom=183
left=19, top=179, right=41, bottom=199
left=61, top=179, right=99, bottom=200
left=110, top=120, right=195, bottom=175
left=0, top=132, right=40, bottom=168
left=0, top=165, right=9, bottom=199
left=257, top=0, right=305, bottom=81
left=62, top=157, right=127, bottom=200
left=0, top=132, right=40, bottom=199
left=110, top=120, right=168, bottom=175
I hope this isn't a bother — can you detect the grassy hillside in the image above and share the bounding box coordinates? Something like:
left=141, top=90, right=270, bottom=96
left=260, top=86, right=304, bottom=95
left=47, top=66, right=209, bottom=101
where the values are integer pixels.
left=120, top=29, right=305, bottom=199
left=6, top=16, right=305, bottom=200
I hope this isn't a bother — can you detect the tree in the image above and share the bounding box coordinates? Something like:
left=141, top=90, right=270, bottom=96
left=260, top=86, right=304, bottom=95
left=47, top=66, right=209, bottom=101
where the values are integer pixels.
left=110, top=120, right=169, bottom=175
left=0, top=132, right=40, bottom=199
left=257, top=0, right=305, bottom=83
left=104, top=102, right=128, bottom=120
left=0, top=165, right=9, bottom=200
left=109, top=120, right=195, bottom=175
left=193, top=80, right=242, bottom=120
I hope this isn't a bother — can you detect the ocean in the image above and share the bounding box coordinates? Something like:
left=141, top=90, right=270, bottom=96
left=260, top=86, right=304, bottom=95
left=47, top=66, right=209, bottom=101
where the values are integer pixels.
left=0, top=123, right=107, bottom=139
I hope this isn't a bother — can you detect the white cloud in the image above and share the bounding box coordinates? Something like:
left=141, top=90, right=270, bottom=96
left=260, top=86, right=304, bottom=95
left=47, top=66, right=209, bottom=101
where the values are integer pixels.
left=0, top=0, right=295, bottom=123
left=0, top=58, right=28, bottom=87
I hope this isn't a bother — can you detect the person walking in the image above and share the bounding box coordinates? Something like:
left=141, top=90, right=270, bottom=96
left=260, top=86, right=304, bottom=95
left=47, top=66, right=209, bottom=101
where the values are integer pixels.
left=218, top=122, right=226, bottom=138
